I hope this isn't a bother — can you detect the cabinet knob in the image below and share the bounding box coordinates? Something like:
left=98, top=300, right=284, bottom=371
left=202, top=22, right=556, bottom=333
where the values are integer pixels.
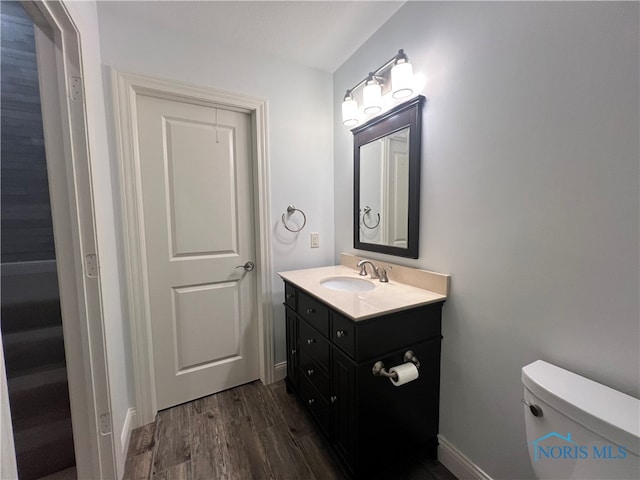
left=308, top=398, right=315, bottom=406
left=336, top=330, right=346, bottom=338
left=306, top=338, right=316, bottom=345
left=290, top=349, right=297, bottom=355
left=286, top=294, right=295, bottom=299
left=307, top=369, right=314, bottom=376
left=306, top=308, right=315, bottom=314
left=330, top=395, right=337, bottom=404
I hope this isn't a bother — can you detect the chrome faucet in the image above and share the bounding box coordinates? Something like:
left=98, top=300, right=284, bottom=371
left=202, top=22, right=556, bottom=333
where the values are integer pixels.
left=357, top=259, right=379, bottom=279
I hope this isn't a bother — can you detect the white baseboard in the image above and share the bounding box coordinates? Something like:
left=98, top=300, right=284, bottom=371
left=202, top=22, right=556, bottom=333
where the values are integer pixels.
left=121, top=407, right=136, bottom=456
left=438, top=435, right=493, bottom=480
left=274, top=361, right=287, bottom=382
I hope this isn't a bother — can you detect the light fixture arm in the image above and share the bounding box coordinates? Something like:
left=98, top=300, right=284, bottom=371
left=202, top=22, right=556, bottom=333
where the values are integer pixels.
left=345, top=52, right=400, bottom=97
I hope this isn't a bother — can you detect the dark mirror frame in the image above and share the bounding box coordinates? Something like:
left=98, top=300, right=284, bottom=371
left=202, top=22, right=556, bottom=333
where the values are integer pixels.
left=352, top=95, right=425, bottom=259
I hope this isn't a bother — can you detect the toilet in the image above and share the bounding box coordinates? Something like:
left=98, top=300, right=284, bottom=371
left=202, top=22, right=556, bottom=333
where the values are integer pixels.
left=522, top=360, right=640, bottom=479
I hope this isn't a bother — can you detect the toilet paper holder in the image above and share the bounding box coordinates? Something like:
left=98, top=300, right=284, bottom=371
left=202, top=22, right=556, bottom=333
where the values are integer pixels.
left=372, top=350, right=420, bottom=379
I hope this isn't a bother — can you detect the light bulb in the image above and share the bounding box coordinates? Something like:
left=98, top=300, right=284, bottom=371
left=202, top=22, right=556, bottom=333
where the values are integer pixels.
left=342, top=90, right=358, bottom=126
left=342, top=98, right=358, bottom=126
left=363, top=80, right=382, bottom=114
left=391, top=61, right=414, bottom=99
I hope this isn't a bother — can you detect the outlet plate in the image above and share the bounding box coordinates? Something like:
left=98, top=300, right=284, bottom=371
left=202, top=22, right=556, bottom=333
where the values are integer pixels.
left=310, top=232, right=319, bottom=248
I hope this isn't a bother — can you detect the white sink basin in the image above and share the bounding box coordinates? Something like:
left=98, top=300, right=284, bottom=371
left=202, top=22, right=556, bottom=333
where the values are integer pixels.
left=320, top=276, right=375, bottom=292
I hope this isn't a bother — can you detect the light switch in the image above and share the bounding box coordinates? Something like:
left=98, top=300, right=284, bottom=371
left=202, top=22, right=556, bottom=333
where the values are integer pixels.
left=310, top=232, right=320, bottom=248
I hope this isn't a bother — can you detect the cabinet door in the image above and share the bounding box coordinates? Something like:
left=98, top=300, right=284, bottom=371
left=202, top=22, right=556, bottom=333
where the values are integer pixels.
left=331, top=347, right=356, bottom=469
left=285, top=310, right=299, bottom=391
left=284, top=282, right=297, bottom=309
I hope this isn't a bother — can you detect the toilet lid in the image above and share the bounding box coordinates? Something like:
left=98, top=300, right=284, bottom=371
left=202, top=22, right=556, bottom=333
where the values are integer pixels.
left=522, top=360, right=640, bottom=456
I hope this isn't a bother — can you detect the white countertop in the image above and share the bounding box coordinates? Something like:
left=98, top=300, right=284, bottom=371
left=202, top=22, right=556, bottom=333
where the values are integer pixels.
left=278, top=264, right=447, bottom=321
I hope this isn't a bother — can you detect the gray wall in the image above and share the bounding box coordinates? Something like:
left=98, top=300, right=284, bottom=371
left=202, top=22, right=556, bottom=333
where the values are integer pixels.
left=1, top=1, right=55, bottom=263
left=333, top=2, right=639, bottom=478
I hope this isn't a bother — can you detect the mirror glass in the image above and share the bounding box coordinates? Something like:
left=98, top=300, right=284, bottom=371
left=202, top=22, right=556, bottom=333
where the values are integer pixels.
left=358, top=127, right=410, bottom=248
left=353, top=96, right=424, bottom=258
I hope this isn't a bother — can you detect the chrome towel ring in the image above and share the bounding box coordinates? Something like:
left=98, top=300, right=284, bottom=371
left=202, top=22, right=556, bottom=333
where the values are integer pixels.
left=282, top=205, right=306, bottom=233
left=361, top=206, right=380, bottom=229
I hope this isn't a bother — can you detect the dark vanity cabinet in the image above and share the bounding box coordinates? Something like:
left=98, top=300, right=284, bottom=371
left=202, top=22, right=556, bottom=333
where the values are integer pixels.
left=283, top=281, right=444, bottom=478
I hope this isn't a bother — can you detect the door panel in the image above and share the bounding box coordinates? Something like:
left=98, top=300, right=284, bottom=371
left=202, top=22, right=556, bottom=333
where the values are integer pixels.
left=172, top=283, right=240, bottom=372
left=136, top=94, right=258, bottom=409
left=165, top=117, right=237, bottom=257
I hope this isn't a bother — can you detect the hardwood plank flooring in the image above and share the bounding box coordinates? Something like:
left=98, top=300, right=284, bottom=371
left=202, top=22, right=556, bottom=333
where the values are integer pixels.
left=124, top=380, right=457, bottom=480
left=124, top=423, right=155, bottom=480
left=153, top=403, right=192, bottom=474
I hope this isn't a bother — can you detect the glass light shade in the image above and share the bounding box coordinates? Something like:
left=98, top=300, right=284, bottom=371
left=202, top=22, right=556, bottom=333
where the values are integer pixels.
left=363, top=82, right=382, bottom=114
left=342, top=97, right=358, bottom=126
left=391, top=61, right=414, bottom=99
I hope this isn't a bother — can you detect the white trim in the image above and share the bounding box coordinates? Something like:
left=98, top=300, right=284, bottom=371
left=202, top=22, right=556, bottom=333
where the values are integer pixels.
left=120, top=408, right=136, bottom=457
left=274, top=361, right=287, bottom=382
left=113, top=70, right=274, bottom=425
left=1, top=341, right=17, bottom=480
left=12, top=1, right=117, bottom=478
left=438, top=435, right=493, bottom=480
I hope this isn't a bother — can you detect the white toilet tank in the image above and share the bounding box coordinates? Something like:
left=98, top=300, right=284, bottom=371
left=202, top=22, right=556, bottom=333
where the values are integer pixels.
left=522, top=360, right=639, bottom=480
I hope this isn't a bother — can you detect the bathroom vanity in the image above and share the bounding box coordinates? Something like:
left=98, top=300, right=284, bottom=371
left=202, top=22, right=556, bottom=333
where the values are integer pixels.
left=279, top=255, right=449, bottom=478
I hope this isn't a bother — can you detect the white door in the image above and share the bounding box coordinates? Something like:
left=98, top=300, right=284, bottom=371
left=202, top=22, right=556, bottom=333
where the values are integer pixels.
left=384, top=134, right=409, bottom=248
left=135, top=94, right=259, bottom=410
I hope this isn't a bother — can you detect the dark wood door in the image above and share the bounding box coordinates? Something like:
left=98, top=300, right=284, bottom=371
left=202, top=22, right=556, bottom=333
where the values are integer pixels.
left=285, top=310, right=298, bottom=391
left=331, top=347, right=356, bottom=469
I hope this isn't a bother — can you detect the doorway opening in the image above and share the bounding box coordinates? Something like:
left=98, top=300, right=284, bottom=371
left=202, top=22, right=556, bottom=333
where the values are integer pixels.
left=1, top=2, right=76, bottom=478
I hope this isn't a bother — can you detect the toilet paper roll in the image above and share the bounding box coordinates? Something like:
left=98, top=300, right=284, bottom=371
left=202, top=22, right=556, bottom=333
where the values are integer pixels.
left=389, top=362, right=419, bottom=387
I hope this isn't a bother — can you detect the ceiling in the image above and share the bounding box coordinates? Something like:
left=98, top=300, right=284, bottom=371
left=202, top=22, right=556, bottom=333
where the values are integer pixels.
left=99, top=1, right=406, bottom=73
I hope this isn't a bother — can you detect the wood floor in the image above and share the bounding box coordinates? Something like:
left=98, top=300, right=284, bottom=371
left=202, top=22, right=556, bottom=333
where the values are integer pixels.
left=124, top=380, right=457, bottom=480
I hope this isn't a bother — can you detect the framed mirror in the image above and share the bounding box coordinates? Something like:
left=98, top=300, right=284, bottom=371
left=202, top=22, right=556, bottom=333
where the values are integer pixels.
left=353, top=95, right=424, bottom=258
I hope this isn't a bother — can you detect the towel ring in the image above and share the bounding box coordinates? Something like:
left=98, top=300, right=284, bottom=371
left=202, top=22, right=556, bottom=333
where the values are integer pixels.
left=282, top=205, right=306, bottom=233
left=362, top=206, right=380, bottom=229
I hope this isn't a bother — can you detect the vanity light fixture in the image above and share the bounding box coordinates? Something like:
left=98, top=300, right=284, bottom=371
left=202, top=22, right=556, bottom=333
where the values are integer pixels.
left=341, top=49, right=415, bottom=126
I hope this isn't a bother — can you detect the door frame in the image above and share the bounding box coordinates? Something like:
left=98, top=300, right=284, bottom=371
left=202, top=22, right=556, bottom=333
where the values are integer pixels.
left=5, top=1, right=117, bottom=478
left=112, top=70, right=274, bottom=425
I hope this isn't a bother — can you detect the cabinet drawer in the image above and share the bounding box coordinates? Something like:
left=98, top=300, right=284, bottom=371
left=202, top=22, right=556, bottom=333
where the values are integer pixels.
left=331, top=312, right=355, bottom=358
left=298, top=291, right=329, bottom=336
left=299, top=376, right=330, bottom=437
left=298, top=319, right=330, bottom=371
left=285, top=283, right=297, bottom=309
left=299, top=351, right=330, bottom=401
left=355, top=302, right=443, bottom=361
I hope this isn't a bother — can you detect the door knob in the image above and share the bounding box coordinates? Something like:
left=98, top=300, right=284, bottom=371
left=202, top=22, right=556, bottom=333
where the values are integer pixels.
left=236, top=261, right=255, bottom=272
